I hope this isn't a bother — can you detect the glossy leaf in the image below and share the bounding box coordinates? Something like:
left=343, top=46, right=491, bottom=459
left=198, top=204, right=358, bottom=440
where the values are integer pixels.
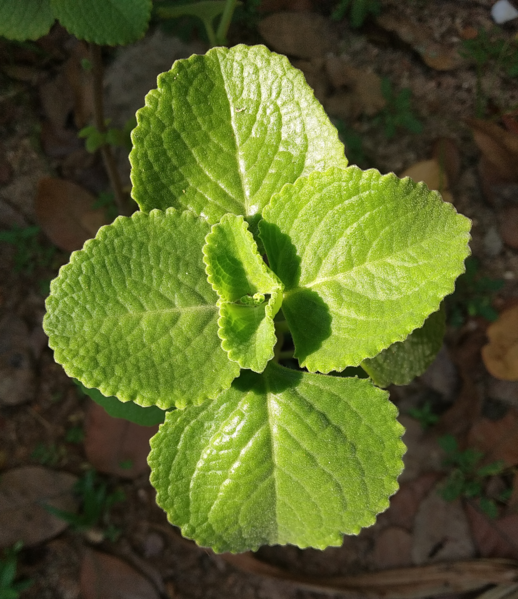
left=130, top=44, right=347, bottom=223
left=0, top=0, right=54, bottom=41
left=44, top=209, right=239, bottom=409
left=204, top=214, right=283, bottom=371
left=76, top=380, right=166, bottom=426
left=362, top=307, right=445, bottom=387
left=50, top=0, right=151, bottom=45
left=149, top=362, right=405, bottom=553
left=260, top=167, right=471, bottom=373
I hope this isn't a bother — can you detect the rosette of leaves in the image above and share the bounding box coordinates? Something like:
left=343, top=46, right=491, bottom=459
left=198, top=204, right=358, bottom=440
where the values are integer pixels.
left=44, top=45, right=471, bottom=553
left=0, top=0, right=151, bottom=45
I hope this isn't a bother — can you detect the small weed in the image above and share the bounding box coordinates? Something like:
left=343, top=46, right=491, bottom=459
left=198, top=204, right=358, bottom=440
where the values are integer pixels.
left=118, top=459, right=133, bottom=470
left=64, top=426, right=84, bottom=444
left=331, top=0, right=381, bottom=28
left=0, top=542, right=33, bottom=599
left=407, top=401, right=439, bottom=430
left=438, top=434, right=507, bottom=518
left=374, top=78, right=423, bottom=139
left=79, top=116, right=136, bottom=154
left=93, top=191, right=119, bottom=221
left=45, top=470, right=125, bottom=536
left=0, top=226, right=55, bottom=275
left=446, top=256, right=504, bottom=326
left=31, top=442, right=66, bottom=467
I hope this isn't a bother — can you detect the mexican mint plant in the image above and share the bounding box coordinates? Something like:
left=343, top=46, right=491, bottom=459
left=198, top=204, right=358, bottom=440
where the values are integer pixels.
left=44, top=45, right=471, bottom=553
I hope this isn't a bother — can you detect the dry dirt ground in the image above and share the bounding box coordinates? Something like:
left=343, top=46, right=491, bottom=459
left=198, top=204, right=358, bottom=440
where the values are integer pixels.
left=1, top=1, right=518, bottom=598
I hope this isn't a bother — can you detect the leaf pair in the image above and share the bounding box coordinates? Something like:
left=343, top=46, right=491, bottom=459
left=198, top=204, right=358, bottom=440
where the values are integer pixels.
left=0, top=0, right=151, bottom=45
left=43, top=45, right=471, bottom=552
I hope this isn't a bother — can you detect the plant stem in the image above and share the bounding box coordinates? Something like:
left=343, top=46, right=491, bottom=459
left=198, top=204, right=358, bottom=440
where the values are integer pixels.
left=215, top=0, right=237, bottom=45
left=90, top=44, right=131, bottom=216
left=203, top=19, right=218, bottom=48
left=275, top=320, right=291, bottom=335
left=278, top=350, right=294, bottom=361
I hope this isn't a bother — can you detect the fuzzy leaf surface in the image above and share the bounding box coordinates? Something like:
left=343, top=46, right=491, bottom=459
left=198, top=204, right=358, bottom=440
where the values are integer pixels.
left=130, top=44, right=347, bottom=223
left=44, top=209, right=239, bottom=409
left=149, top=362, right=405, bottom=553
left=260, top=167, right=471, bottom=373
left=204, top=214, right=283, bottom=371
left=362, top=307, right=445, bottom=388
left=0, top=0, right=54, bottom=41
left=50, top=0, right=151, bottom=45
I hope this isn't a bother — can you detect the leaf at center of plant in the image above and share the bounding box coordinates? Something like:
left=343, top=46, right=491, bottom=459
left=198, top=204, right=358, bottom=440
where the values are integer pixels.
left=204, top=214, right=283, bottom=372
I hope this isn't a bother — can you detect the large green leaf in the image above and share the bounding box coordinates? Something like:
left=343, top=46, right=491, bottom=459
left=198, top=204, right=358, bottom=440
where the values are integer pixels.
left=204, top=214, right=283, bottom=372
left=76, top=380, right=167, bottom=426
left=149, top=362, right=405, bottom=553
left=0, top=0, right=54, bottom=41
left=362, top=307, right=446, bottom=388
left=130, top=44, right=347, bottom=224
left=44, top=209, right=239, bottom=409
left=50, top=0, right=151, bottom=45
left=260, top=167, right=471, bottom=373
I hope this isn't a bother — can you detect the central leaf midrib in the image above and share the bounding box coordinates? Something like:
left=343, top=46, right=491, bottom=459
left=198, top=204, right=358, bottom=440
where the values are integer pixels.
left=76, top=304, right=218, bottom=323
left=216, top=51, right=249, bottom=214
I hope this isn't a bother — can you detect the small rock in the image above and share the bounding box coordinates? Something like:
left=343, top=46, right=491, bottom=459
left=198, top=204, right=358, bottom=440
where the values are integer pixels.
left=483, top=226, right=503, bottom=257
left=143, top=532, right=164, bottom=558
left=492, top=0, right=518, bottom=24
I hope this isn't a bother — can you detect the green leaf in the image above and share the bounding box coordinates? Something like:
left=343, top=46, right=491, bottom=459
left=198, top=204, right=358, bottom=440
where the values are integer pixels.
left=149, top=362, right=405, bottom=553
left=76, top=380, right=166, bottom=426
left=130, top=44, right=347, bottom=224
left=50, top=0, right=151, bottom=45
left=157, top=1, right=230, bottom=21
left=260, top=167, right=471, bottom=373
left=0, top=0, right=54, bottom=41
left=362, top=307, right=445, bottom=387
left=203, top=214, right=283, bottom=371
left=44, top=209, right=239, bottom=409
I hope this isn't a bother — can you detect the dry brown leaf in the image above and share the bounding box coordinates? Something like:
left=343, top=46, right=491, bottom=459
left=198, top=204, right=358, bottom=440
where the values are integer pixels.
left=64, top=42, right=94, bottom=129
left=412, top=482, right=476, bottom=565
left=482, top=306, right=518, bottom=381
left=35, top=177, right=108, bottom=252
left=84, top=401, right=158, bottom=479
left=0, top=314, right=35, bottom=407
left=0, top=466, right=78, bottom=549
left=80, top=550, right=159, bottom=599
left=258, top=12, right=338, bottom=59
left=376, top=13, right=465, bottom=71
left=432, top=137, right=461, bottom=186
left=324, top=57, right=385, bottom=118
left=468, top=408, right=518, bottom=467
left=401, top=158, right=453, bottom=203
left=373, top=527, right=413, bottom=570
left=466, top=503, right=518, bottom=560
left=499, top=207, right=518, bottom=250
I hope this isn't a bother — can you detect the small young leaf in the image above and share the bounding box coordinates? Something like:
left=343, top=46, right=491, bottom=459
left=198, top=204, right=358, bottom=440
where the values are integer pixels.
left=44, top=209, right=239, bottom=409
left=130, top=44, right=347, bottom=224
left=0, top=0, right=54, bottom=41
left=76, top=380, right=166, bottom=426
left=149, top=362, right=405, bottom=553
left=203, top=214, right=283, bottom=371
left=362, top=307, right=445, bottom=387
left=260, top=167, right=471, bottom=373
left=50, top=0, right=152, bottom=46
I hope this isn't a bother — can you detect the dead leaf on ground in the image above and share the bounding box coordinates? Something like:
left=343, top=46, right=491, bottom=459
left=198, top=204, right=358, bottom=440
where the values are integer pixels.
left=84, top=401, right=158, bottom=479
left=468, top=408, right=518, bottom=467
left=0, top=314, right=35, bottom=407
left=499, top=206, right=518, bottom=250
left=401, top=158, right=453, bottom=203
left=64, top=41, right=94, bottom=129
left=376, top=13, right=465, bottom=71
left=432, top=137, right=461, bottom=186
left=466, top=503, right=518, bottom=560
left=482, top=306, right=518, bottom=381
left=412, top=482, right=476, bottom=565
left=35, top=177, right=108, bottom=251
left=373, top=527, right=413, bottom=569
left=80, top=550, right=159, bottom=599
left=381, top=473, right=441, bottom=530
left=0, top=466, right=78, bottom=549
left=39, top=70, right=74, bottom=132
left=258, top=12, right=338, bottom=59
left=324, top=56, right=385, bottom=118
